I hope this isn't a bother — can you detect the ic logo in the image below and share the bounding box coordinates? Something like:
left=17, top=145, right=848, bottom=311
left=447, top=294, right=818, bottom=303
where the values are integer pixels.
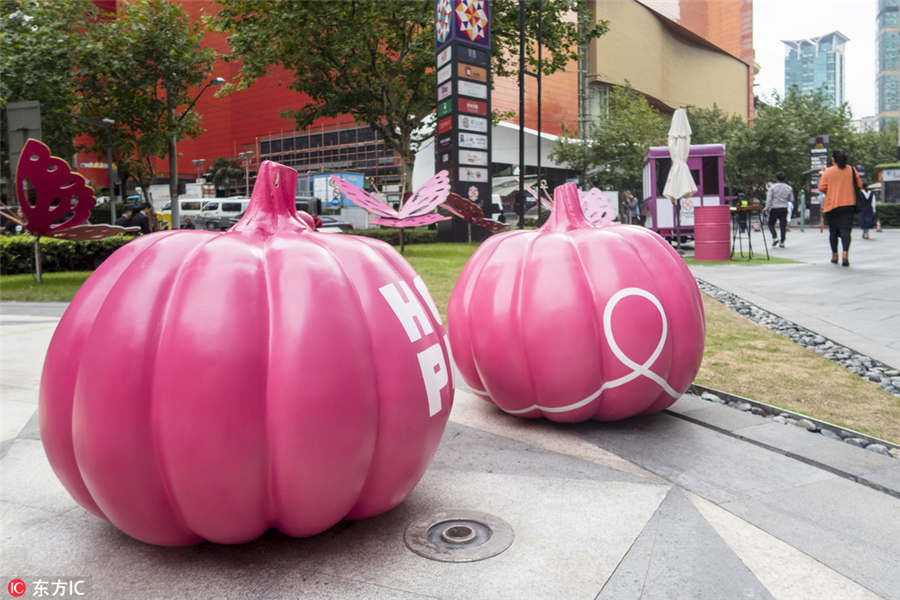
left=8, top=579, right=25, bottom=598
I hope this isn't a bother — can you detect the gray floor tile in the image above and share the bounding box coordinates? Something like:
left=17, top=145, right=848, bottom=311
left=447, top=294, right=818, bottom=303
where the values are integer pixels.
left=598, top=488, right=774, bottom=600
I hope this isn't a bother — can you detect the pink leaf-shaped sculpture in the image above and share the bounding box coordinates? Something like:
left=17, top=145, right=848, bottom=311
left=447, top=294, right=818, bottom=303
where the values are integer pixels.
left=16, top=139, right=96, bottom=236
left=443, top=192, right=508, bottom=232
left=45, top=224, right=140, bottom=241
left=579, top=189, right=616, bottom=227
left=398, top=171, right=450, bottom=218
left=526, top=184, right=553, bottom=211
left=332, top=171, right=451, bottom=228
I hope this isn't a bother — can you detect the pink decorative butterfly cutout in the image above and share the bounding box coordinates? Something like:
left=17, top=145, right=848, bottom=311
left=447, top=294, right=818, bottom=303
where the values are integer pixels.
left=442, top=192, right=508, bottom=232
left=331, top=171, right=451, bottom=228
left=578, top=188, right=616, bottom=226
left=525, top=184, right=554, bottom=211
left=527, top=184, right=616, bottom=227
left=15, top=139, right=138, bottom=238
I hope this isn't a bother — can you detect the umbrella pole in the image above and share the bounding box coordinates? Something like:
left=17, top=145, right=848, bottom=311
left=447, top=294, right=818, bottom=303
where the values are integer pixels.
left=676, top=199, right=682, bottom=253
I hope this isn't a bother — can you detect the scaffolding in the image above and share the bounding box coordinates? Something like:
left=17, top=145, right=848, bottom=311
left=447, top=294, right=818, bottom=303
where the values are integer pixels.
left=257, top=120, right=403, bottom=197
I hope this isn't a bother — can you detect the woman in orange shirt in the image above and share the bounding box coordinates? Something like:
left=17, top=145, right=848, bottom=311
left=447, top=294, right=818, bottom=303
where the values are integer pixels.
left=817, top=150, right=861, bottom=266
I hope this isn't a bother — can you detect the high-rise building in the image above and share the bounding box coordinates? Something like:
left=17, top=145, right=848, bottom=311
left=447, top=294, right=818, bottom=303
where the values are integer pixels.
left=876, top=0, right=899, bottom=130
left=782, top=31, right=848, bottom=106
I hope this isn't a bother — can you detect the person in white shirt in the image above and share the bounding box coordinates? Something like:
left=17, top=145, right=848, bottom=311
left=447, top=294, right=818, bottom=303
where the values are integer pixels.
left=764, top=171, right=794, bottom=248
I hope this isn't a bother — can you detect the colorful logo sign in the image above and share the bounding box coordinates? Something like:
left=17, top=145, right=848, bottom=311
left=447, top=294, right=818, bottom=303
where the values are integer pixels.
left=438, top=115, right=453, bottom=134
left=459, top=114, right=488, bottom=133
left=458, top=62, right=487, bottom=82
left=436, top=0, right=453, bottom=44
left=459, top=167, right=489, bottom=182
left=458, top=98, right=487, bottom=116
left=458, top=132, right=488, bottom=149
left=438, top=81, right=453, bottom=101
left=455, top=0, right=489, bottom=42
left=458, top=80, right=487, bottom=99
left=437, top=99, right=453, bottom=118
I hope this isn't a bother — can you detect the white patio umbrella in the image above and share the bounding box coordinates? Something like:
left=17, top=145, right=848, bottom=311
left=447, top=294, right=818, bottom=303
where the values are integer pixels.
left=663, top=108, right=697, bottom=252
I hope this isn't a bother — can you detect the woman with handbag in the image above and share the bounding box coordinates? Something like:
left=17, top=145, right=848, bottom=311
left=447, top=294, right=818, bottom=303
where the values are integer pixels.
left=817, top=149, right=862, bottom=267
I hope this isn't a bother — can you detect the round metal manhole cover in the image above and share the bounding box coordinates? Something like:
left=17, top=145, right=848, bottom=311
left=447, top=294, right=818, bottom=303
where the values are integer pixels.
left=404, top=510, right=514, bottom=563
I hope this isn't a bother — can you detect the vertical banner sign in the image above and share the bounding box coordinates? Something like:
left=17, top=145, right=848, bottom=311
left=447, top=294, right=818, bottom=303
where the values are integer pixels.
left=435, top=0, right=492, bottom=241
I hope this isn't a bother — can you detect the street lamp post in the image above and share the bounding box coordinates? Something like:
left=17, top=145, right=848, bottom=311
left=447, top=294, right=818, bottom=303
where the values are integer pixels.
left=74, top=115, right=117, bottom=223
left=191, top=158, right=207, bottom=181
left=239, top=151, right=254, bottom=195
left=170, top=77, right=225, bottom=229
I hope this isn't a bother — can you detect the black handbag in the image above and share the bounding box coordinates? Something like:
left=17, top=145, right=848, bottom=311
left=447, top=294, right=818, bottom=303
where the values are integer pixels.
left=852, top=167, right=869, bottom=213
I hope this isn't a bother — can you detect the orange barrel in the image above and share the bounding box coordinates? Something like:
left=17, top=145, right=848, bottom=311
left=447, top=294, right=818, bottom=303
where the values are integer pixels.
left=693, top=205, right=731, bottom=261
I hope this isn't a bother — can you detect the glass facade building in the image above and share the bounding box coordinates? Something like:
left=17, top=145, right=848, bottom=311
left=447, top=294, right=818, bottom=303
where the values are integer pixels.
left=783, top=31, right=848, bottom=107
left=877, top=0, right=899, bottom=130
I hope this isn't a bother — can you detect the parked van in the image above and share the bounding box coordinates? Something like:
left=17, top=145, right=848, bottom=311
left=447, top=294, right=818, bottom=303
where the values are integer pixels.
left=195, top=198, right=251, bottom=230
left=156, top=199, right=206, bottom=229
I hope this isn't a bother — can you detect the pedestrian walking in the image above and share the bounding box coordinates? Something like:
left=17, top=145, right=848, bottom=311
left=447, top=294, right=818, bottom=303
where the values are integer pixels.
left=859, top=179, right=876, bottom=239
left=622, top=190, right=639, bottom=225
left=764, top=172, right=793, bottom=248
left=817, top=150, right=861, bottom=267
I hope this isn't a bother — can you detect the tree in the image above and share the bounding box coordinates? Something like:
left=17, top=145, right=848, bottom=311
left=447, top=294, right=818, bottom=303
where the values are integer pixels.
left=208, top=157, right=243, bottom=197
left=849, top=121, right=898, bottom=181
left=75, top=0, right=215, bottom=203
left=686, top=104, right=746, bottom=146
left=1, top=0, right=97, bottom=177
left=213, top=0, right=607, bottom=192
left=551, top=84, right=667, bottom=191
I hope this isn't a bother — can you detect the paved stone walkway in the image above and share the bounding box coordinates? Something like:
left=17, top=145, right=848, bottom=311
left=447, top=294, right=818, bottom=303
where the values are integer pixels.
left=690, top=228, right=900, bottom=369
left=2, top=302, right=899, bottom=599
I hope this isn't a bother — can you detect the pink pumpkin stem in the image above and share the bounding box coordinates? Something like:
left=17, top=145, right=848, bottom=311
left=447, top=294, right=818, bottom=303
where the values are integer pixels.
left=230, top=161, right=310, bottom=236
left=542, top=182, right=591, bottom=233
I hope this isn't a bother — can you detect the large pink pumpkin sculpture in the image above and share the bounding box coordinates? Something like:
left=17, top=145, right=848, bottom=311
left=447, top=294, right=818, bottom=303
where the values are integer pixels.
left=39, top=161, right=453, bottom=546
left=447, top=182, right=704, bottom=423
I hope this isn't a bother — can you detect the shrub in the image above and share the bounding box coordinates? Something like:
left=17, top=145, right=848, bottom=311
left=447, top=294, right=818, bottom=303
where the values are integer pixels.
left=346, top=227, right=439, bottom=245
left=876, top=203, right=900, bottom=227
left=0, top=235, right=135, bottom=275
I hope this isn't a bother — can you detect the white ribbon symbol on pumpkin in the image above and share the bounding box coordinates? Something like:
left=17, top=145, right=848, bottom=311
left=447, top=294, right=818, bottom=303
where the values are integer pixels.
left=470, top=287, right=680, bottom=415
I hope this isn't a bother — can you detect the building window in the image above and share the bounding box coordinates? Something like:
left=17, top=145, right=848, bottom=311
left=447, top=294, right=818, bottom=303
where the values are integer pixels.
left=588, top=82, right=609, bottom=121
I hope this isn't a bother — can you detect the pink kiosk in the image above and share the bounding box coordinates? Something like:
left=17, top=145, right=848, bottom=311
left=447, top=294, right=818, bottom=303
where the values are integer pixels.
left=641, top=144, right=726, bottom=241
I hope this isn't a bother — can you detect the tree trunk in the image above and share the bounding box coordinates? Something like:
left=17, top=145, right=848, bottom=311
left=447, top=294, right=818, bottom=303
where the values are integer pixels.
left=33, top=236, right=42, bottom=284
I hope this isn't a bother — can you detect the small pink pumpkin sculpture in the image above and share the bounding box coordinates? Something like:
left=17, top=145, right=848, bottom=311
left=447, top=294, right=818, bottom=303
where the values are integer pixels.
left=39, top=161, right=453, bottom=546
left=447, top=182, right=704, bottom=423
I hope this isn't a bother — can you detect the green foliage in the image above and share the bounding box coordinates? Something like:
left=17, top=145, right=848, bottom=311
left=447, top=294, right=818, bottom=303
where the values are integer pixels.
left=75, top=0, right=216, bottom=201
left=0, top=234, right=134, bottom=275
left=346, top=227, right=439, bottom=245
left=552, top=84, right=667, bottom=191
left=208, top=157, right=243, bottom=196
left=0, top=0, right=97, bottom=171
left=0, top=270, right=92, bottom=302
left=851, top=122, right=898, bottom=182
left=876, top=203, right=900, bottom=227
left=213, top=0, right=606, bottom=190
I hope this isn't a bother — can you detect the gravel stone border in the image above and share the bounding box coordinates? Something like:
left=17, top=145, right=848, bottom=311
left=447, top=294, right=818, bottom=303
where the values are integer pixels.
left=685, top=385, right=900, bottom=460
left=697, top=278, right=900, bottom=397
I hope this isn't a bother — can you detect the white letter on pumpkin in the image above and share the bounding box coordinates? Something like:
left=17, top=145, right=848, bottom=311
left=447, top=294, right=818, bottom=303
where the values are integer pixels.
left=380, top=281, right=434, bottom=342
left=417, top=343, right=448, bottom=417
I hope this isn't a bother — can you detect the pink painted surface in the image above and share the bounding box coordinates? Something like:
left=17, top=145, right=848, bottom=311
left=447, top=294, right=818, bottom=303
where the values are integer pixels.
left=693, top=205, right=731, bottom=262
left=16, top=139, right=95, bottom=236
left=39, top=160, right=453, bottom=546
left=448, top=182, right=705, bottom=422
left=332, top=171, right=451, bottom=228
left=297, top=210, right=316, bottom=229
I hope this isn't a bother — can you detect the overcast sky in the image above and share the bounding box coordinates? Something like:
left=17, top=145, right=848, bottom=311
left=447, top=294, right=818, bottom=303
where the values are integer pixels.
left=753, top=0, right=878, bottom=118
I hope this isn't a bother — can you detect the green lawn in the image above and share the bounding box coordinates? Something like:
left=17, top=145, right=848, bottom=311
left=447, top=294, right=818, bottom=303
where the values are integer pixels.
left=684, top=255, right=800, bottom=266
left=0, top=271, right=93, bottom=302
left=2, top=241, right=894, bottom=441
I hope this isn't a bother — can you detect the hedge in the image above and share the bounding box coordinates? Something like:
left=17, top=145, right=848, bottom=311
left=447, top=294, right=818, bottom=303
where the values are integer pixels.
left=0, top=235, right=134, bottom=275
left=346, top=227, right=439, bottom=245
left=875, top=203, right=900, bottom=227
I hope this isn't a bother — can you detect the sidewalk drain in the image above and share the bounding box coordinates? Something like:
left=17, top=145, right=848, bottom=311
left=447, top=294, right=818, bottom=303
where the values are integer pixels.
left=404, top=510, right=513, bottom=563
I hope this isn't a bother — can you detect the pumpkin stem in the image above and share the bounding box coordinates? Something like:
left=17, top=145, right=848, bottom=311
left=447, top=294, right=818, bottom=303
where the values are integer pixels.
left=230, top=161, right=310, bottom=236
left=542, top=182, right=591, bottom=232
